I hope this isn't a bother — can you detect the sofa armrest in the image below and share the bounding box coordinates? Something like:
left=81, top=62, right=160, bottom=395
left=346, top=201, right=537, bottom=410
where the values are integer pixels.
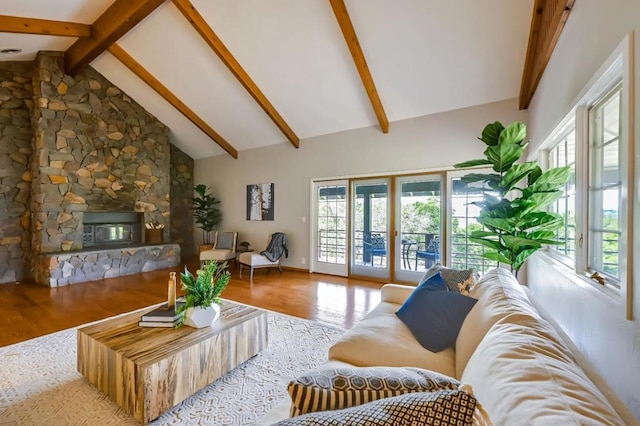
left=381, top=284, right=415, bottom=305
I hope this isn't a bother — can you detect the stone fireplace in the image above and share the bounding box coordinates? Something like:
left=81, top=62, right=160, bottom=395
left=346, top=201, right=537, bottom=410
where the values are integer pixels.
left=0, top=52, right=194, bottom=286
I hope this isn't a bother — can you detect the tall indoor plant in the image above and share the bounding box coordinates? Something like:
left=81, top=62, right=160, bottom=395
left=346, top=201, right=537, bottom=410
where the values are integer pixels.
left=454, top=121, right=571, bottom=274
left=193, top=184, right=222, bottom=247
left=177, top=261, right=231, bottom=328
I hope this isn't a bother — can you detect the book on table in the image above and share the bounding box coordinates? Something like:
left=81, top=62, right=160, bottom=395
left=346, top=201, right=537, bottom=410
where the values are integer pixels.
left=138, top=319, right=180, bottom=328
left=141, top=298, right=186, bottom=322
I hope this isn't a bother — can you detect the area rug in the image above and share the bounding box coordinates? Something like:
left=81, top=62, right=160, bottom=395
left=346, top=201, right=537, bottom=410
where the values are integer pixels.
left=0, top=309, right=344, bottom=425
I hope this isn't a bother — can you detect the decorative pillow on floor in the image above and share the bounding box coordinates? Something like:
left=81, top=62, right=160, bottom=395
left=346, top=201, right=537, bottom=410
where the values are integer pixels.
left=396, top=283, right=477, bottom=353
left=276, top=389, right=478, bottom=426
left=287, top=365, right=460, bottom=416
left=420, top=263, right=480, bottom=293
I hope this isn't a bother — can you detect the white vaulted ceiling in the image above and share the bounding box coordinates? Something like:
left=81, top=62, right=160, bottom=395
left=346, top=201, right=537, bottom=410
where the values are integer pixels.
left=0, top=0, right=533, bottom=159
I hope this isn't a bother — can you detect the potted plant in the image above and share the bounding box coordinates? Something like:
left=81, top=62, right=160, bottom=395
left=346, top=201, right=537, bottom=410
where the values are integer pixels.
left=238, top=241, right=251, bottom=252
left=193, top=184, right=222, bottom=253
left=453, top=121, right=571, bottom=275
left=177, top=261, right=231, bottom=328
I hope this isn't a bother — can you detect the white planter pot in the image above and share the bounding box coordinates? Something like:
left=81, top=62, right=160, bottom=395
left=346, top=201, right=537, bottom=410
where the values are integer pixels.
left=183, top=304, right=221, bottom=328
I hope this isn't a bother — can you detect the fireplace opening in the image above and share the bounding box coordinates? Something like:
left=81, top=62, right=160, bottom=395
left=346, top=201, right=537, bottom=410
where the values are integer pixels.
left=83, top=212, right=143, bottom=248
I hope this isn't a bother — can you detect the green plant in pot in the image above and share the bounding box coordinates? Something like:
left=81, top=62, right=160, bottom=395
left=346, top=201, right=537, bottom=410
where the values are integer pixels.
left=193, top=184, right=222, bottom=247
left=454, top=121, right=571, bottom=275
left=177, top=261, right=231, bottom=328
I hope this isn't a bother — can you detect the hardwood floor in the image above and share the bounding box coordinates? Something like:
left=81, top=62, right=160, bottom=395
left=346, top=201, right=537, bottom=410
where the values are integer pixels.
left=0, top=257, right=383, bottom=347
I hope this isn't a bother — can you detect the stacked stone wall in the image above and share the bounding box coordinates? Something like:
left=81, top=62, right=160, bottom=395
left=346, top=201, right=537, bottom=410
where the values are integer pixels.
left=31, top=52, right=171, bottom=255
left=170, top=144, right=194, bottom=257
left=0, top=62, right=34, bottom=283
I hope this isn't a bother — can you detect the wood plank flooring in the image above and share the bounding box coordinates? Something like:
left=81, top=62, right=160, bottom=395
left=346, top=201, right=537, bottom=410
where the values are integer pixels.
left=0, top=257, right=384, bottom=347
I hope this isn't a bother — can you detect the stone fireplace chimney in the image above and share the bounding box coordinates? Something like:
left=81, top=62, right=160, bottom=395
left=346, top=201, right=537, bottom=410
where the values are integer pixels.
left=0, top=52, right=194, bottom=285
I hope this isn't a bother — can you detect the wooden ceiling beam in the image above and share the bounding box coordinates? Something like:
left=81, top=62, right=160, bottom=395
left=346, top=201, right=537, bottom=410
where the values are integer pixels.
left=65, top=0, right=166, bottom=75
left=108, top=43, right=238, bottom=159
left=519, top=0, right=575, bottom=110
left=328, top=0, right=388, bottom=133
left=171, top=0, right=300, bottom=148
left=0, top=15, right=91, bottom=37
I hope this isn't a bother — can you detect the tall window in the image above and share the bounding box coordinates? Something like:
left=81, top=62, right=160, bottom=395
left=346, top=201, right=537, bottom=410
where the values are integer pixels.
left=548, top=122, right=577, bottom=260
left=450, top=177, right=499, bottom=274
left=589, top=84, right=622, bottom=282
left=539, top=33, right=630, bottom=299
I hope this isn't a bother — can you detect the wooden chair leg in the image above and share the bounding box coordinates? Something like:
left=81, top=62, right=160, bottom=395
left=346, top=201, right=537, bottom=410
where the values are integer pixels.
left=239, top=263, right=243, bottom=277
left=278, top=265, right=283, bottom=274
left=250, top=266, right=254, bottom=281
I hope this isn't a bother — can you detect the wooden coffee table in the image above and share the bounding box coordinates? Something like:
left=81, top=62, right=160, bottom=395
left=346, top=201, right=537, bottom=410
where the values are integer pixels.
left=77, top=302, right=268, bottom=423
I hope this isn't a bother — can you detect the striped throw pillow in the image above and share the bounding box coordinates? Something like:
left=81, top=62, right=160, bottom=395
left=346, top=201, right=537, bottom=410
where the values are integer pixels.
left=277, top=389, right=477, bottom=426
left=287, top=366, right=460, bottom=417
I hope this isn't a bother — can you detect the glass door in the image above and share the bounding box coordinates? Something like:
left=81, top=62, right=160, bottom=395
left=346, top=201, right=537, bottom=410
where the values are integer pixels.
left=311, top=180, right=349, bottom=276
left=351, top=178, right=390, bottom=279
left=395, top=175, right=443, bottom=282
left=447, top=171, right=499, bottom=274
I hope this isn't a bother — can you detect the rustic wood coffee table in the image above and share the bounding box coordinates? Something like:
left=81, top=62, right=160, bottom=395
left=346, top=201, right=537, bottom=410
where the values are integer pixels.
left=77, top=302, right=268, bottom=423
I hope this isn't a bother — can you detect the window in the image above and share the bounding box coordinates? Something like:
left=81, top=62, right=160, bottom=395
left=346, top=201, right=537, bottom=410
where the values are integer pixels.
left=449, top=176, right=499, bottom=274
left=589, top=85, right=622, bottom=281
left=538, top=34, right=631, bottom=300
left=548, top=121, right=577, bottom=260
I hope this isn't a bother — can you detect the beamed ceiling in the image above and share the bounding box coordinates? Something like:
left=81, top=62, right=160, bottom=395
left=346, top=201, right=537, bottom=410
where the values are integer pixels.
left=0, top=0, right=573, bottom=160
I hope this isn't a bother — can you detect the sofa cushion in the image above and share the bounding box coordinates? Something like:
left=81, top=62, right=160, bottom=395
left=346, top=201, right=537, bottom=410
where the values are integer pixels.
left=397, top=284, right=477, bottom=353
left=419, top=263, right=479, bottom=292
left=275, top=390, right=478, bottom=426
left=455, top=267, right=540, bottom=378
left=287, top=366, right=460, bottom=416
left=328, top=302, right=456, bottom=377
left=461, top=313, right=625, bottom=425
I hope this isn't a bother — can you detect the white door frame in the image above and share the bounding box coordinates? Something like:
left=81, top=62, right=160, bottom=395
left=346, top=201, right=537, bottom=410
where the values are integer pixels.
left=310, top=179, right=349, bottom=276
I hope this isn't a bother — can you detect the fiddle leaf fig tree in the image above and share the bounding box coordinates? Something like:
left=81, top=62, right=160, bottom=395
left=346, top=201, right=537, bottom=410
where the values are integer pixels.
left=193, top=184, right=221, bottom=245
left=454, top=121, right=571, bottom=274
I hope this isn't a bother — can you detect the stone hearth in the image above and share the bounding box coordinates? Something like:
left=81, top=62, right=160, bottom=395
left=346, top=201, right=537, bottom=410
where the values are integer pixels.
left=37, top=244, right=180, bottom=287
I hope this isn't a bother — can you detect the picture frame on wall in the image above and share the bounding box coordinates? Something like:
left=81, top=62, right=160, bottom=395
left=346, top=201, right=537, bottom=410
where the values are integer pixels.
left=246, top=183, right=275, bottom=221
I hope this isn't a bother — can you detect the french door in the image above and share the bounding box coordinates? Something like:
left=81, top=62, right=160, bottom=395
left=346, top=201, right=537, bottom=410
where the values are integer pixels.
left=350, top=178, right=391, bottom=280
left=394, top=174, right=443, bottom=282
left=311, top=180, right=349, bottom=276
left=311, top=175, right=441, bottom=282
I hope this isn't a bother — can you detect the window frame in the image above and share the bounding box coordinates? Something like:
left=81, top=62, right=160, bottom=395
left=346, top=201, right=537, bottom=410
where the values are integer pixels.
left=533, top=33, right=633, bottom=319
left=587, top=84, right=623, bottom=285
left=544, top=117, right=577, bottom=267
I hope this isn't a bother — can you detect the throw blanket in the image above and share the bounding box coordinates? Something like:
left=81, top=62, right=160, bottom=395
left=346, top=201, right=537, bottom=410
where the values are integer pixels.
left=261, top=232, right=289, bottom=262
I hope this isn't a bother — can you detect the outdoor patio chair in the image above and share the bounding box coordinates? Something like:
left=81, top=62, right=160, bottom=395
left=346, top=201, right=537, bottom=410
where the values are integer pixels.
left=363, top=232, right=386, bottom=265
left=415, top=234, right=440, bottom=270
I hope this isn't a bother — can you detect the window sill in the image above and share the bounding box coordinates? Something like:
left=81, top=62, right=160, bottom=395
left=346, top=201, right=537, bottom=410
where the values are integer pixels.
left=538, top=251, right=621, bottom=303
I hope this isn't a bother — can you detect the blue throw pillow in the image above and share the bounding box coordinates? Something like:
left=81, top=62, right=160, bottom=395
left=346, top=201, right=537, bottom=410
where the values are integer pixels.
left=396, top=274, right=477, bottom=353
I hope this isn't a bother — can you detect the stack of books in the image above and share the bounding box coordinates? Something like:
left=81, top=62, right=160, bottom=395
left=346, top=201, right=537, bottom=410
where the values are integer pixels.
left=138, top=297, right=186, bottom=328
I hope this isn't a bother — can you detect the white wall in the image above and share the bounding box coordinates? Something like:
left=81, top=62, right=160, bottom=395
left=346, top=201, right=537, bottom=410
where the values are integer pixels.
left=526, top=0, right=640, bottom=416
left=194, top=98, right=526, bottom=268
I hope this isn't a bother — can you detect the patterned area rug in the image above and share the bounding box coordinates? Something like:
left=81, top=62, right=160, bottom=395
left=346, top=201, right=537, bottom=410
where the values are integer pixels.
left=0, top=309, right=344, bottom=425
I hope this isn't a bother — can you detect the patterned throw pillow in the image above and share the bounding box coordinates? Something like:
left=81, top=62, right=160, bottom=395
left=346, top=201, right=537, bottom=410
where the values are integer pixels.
left=287, top=366, right=460, bottom=417
left=419, top=263, right=480, bottom=293
left=276, top=390, right=477, bottom=426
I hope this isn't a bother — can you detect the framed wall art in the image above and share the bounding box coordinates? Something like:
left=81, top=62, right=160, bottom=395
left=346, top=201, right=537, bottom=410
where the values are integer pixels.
left=246, top=183, right=274, bottom=221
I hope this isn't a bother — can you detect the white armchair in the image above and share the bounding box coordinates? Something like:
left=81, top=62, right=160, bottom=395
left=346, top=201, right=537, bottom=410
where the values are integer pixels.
left=239, top=233, right=285, bottom=280
left=199, top=231, right=237, bottom=268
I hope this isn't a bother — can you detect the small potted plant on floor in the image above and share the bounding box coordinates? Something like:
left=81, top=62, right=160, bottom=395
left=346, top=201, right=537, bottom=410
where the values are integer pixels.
left=177, top=261, right=231, bottom=328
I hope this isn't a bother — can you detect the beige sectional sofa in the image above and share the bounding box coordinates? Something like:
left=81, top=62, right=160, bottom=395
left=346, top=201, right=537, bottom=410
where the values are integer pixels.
left=263, top=268, right=637, bottom=424
left=331, top=268, right=636, bottom=424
